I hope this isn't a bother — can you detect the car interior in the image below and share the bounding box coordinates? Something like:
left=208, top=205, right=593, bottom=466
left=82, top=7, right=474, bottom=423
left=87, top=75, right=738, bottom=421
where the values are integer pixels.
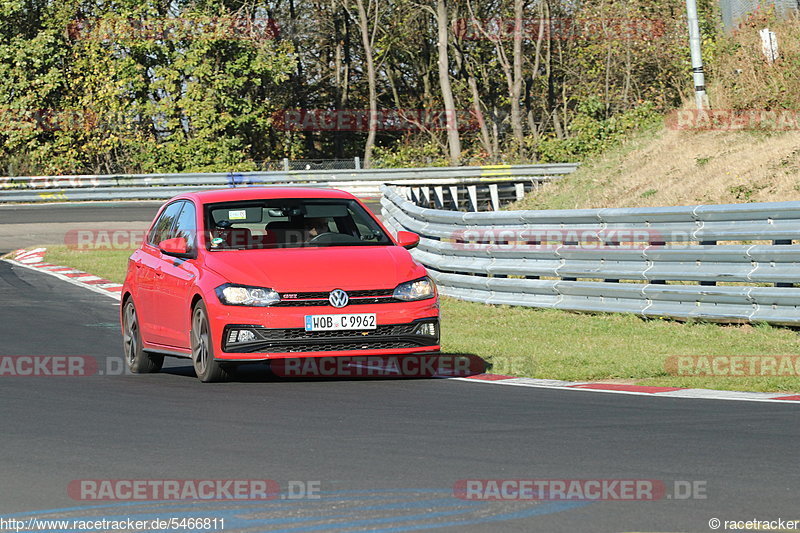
left=206, top=201, right=388, bottom=250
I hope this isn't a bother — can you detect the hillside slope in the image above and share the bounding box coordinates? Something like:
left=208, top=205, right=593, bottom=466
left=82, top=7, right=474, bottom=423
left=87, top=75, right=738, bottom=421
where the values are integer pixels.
left=514, top=125, right=800, bottom=210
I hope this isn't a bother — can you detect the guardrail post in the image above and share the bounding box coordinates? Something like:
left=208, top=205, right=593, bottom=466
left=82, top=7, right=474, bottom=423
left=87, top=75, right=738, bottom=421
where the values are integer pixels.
left=603, top=241, right=620, bottom=283
left=413, top=187, right=423, bottom=206
left=421, top=187, right=432, bottom=208
left=448, top=186, right=459, bottom=210
left=434, top=186, right=445, bottom=209
left=774, top=239, right=794, bottom=287
left=699, top=240, right=717, bottom=286
left=282, top=158, right=289, bottom=171
left=467, top=185, right=478, bottom=212
left=560, top=238, right=579, bottom=281
left=489, top=184, right=500, bottom=211
left=524, top=236, right=541, bottom=279
left=515, top=183, right=525, bottom=202
left=354, top=156, right=361, bottom=170
left=648, top=238, right=666, bottom=284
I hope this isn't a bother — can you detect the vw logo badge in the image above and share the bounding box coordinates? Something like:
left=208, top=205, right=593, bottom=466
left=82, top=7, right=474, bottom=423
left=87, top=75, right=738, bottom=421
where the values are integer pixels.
left=329, top=289, right=349, bottom=308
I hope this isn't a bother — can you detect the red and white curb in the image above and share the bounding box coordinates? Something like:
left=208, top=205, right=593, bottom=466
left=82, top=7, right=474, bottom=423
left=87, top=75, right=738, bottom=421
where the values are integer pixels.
left=3, top=248, right=799, bottom=404
left=454, top=374, right=800, bottom=404
left=4, top=248, right=122, bottom=300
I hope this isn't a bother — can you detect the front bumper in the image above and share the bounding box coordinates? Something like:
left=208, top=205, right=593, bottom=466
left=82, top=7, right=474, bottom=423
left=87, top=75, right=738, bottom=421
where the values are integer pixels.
left=223, top=318, right=439, bottom=354
left=207, top=299, right=440, bottom=361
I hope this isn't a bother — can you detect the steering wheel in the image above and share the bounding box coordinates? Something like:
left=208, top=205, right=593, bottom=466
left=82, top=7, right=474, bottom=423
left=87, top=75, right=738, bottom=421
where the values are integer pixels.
left=307, top=232, right=339, bottom=244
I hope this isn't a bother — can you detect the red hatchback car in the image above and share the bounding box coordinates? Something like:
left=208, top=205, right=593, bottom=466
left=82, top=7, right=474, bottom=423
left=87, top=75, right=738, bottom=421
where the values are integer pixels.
left=120, top=188, right=440, bottom=381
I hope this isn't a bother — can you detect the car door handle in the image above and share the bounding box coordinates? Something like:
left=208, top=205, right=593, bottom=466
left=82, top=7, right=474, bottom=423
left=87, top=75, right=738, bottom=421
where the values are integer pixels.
left=155, top=266, right=164, bottom=278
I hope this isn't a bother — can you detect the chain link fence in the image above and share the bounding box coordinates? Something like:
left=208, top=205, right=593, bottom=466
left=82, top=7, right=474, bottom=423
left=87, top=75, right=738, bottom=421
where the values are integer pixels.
left=253, top=157, right=515, bottom=171
left=254, top=158, right=361, bottom=171
left=720, top=0, right=799, bottom=30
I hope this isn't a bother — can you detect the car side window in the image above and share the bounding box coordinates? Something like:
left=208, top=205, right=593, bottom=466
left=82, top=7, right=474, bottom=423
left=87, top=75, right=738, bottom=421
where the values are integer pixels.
left=147, top=201, right=184, bottom=246
left=173, top=201, right=197, bottom=253
left=348, top=205, right=385, bottom=242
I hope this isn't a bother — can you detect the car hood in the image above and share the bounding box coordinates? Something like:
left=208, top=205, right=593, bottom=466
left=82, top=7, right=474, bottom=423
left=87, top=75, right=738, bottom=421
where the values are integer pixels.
left=202, top=245, right=428, bottom=292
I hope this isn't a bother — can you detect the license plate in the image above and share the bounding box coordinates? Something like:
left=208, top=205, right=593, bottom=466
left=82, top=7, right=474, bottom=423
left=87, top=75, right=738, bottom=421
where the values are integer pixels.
left=305, top=313, right=377, bottom=331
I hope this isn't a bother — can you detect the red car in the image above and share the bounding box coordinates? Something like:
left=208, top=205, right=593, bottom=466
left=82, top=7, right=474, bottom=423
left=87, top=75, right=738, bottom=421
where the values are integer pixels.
left=120, top=188, right=440, bottom=382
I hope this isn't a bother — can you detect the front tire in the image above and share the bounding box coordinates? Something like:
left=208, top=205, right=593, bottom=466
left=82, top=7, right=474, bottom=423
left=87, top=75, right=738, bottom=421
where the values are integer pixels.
left=191, top=301, right=228, bottom=383
left=122, top=299, right=164, bottom=373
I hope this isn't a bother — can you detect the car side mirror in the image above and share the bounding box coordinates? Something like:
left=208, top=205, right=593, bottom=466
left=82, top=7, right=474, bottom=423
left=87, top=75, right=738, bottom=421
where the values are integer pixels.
left=159, top=237, right=192, bottom=258
left=396, top=231, right=420, bottom=250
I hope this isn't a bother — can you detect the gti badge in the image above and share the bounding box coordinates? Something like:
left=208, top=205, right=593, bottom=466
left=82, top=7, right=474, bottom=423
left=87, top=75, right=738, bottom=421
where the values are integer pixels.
left=328, top=289, right=349, bottom=308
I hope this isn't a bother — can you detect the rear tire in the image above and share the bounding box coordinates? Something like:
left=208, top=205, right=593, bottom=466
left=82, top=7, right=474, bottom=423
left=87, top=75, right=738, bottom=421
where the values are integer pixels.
left=122, top=299, right=164, bottom=373
left=191, top=301, right=229, bottom=383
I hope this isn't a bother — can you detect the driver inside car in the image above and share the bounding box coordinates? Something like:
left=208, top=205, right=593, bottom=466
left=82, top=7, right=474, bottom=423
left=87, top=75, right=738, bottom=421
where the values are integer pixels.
left=303, top=217, right=330, bottom=241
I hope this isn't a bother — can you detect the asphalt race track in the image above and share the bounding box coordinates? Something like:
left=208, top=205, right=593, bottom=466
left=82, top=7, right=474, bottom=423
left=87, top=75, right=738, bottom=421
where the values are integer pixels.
left=1, top=202, right=799, bottom=532
left=0, top=202, right=163, bottom=254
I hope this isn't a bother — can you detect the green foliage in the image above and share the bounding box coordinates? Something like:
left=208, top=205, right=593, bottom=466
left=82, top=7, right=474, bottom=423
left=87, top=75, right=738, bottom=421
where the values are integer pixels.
left=728, top=183, right=766, bottom=201
left=533, top=102, right=662, bottom=163
left=0, top=0, right=296, bottom=175
left=373, top=141, right=449, bottom=168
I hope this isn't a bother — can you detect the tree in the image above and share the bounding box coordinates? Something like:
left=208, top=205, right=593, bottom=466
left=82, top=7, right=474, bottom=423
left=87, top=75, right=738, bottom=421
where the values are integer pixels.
left=350, top=0, right=380, bottom=168
left=434, top=0, right=461, bottom=165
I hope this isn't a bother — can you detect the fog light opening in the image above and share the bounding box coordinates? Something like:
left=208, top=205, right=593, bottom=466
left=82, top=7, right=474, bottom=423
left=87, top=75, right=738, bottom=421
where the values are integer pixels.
left=228, top=328, right=257, bottom=344
left=238, top=330, right=257, bottom=342
left=415, top=322, right=437, bottom=336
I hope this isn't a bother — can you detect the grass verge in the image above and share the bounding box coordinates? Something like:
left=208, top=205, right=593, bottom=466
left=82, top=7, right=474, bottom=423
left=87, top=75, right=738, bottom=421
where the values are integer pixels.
left=35, top=246, right=800, bottom=393
left=44, top=245, right=133, bottom=284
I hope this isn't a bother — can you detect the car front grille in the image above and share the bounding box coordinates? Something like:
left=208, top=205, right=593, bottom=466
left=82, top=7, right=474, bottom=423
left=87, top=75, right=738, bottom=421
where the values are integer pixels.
left=257, top=340, right=420, bottom=353
left=222, top=321, right=437, bottom=354
left=273, top=289, right=398, bottom=307
left=254, top=323, right=419, bottom=340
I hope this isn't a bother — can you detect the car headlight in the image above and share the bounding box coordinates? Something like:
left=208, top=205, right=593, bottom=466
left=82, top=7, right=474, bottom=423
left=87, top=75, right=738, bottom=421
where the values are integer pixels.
left=393, top=277, right=435, bottom=301
left=215, top=284, right=281, bottom=306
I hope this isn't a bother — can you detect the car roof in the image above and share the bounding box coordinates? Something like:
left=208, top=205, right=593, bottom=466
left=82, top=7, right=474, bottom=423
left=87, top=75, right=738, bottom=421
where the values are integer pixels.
left=176, top=187, right=358, bottom=205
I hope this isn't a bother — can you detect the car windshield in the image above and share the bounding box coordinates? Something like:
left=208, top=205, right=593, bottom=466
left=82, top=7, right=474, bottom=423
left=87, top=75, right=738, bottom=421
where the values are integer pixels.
left=204, top=198, right=393, bottom=250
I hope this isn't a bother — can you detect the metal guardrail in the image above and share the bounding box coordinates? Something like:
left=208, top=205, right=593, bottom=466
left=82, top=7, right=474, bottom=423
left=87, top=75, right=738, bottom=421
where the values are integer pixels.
left=380, top=184, right=800, bottom=326
left=0, top=164, right=578, bottom=203
left=388, top=179, right=543, bottom=212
